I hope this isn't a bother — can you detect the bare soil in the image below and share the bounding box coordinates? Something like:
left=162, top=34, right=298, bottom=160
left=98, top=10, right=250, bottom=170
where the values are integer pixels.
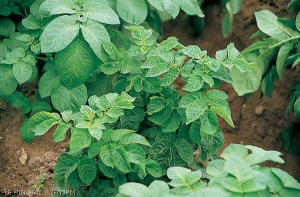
left=0, top=0, right=299, bottom=196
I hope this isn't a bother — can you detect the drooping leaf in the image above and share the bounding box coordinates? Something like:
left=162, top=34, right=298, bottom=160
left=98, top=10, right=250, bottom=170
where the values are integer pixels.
left=254, top=10, right=294, bottom=40
left=276, top=43, right=293, bottom=79
left=27, top=111, right=59, bottom=136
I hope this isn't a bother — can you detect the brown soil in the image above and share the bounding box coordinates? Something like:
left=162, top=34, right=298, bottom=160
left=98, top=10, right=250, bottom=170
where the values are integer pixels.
left=0, top=0, right=299, bottom=196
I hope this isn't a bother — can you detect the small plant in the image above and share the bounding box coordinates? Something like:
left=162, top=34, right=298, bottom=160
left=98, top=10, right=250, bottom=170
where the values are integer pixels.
left=32, top=172, right=47, bottom=191
left=117, top=144, right=300, bottom=197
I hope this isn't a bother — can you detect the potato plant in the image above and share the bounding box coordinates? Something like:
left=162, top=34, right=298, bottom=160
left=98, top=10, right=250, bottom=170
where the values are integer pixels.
left=230, top=0, right=300, bottom=155
left=0, top=0, right=299, bottom=196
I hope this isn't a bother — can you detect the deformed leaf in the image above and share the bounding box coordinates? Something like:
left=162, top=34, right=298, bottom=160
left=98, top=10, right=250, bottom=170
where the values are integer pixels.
left=245, top=145, right=284, bottom=165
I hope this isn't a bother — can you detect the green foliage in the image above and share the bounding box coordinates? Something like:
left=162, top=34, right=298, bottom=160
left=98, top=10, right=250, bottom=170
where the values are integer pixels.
left=231, top=2, right=300, bottom=155
left=1, top=0, right=299, bottom=196
left=117, top=144, right=300, bottom=197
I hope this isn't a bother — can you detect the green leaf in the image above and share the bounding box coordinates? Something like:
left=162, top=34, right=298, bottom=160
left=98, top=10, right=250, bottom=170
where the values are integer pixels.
left=210, top=99, right=234, bottom=127
left=147, top=97, right=167, bottom=115
left=149, top=105, right=172, bottom=125
left=161, top=111, right=181, bottom=133
left=89, top=121, right=105, bottom=141
left=219, top=176, right=242, bottom=193
left=206, top=159, right=225, bottom=177
left=81, top=19, right=111, bottom=61
left=174, top=138, right=194, bottom=164
left=12, top=60, right=32, bottom=84
left=40, top=15, right=80, bottom=53
left=5, top=92, right=32, bottom=114
left=146, top=63, right=170, bottom=77
left=227, top=43, right=240, bottom=60
left=20, top=118, right=35, bottom=143
left=53, top=123, right=69, bottom=142
left=161, top=67, right=180, bottom=86
left=121, top=133, right=151, bottom=146
left=146, top=159, right=162, bottom=177
left=116, top=0, right=147, bottom=25
left=0, top=18, right=15, bottom=37
left=39, top=0, right=76, bottom=17
left=82, top=1, right=120, bottom=24
left=220, top=144, right=248, bottom=160
left=0, top=65, right=18, bottom=98
left=244, top=145, right=284, bottom=165
left=119, top=182, right=151, bottom=197
left=225, top=157, right=253, bottom=183
left=22, top=14, right=40, bottom=30
left=179, top=0, right=204, bottom=17
left=123, top=144, right=146, bottom=166
left=271, top=168, right=300, bottom=189
left=87, top=73, right=113, bottom=97
left=27, top=112, right=59, bottom=136
left=32, top=101, right=52, bottom=113
left=54, top=154, right=78, bottom=187
left=162, top=0, right=180, bottom=19
left=148, top=180, right=170, bottom=197
left=294, top=97, right=300, bottom=116
left=182, top=74, right=204, bottom=92
left=200, top=110, right=219, bottom=136
left=167, top=167, right=190, bottom=187
left=113, top=147, right=132, bottom=173
left=39, top=68, right=62, bottom=98
left=276, top=43, right=293, bottom=79
left=143, top=77, right=163, bottom=93
left=186, top=170, right=202, bottom=185
left=100, top=144, right=115, bottom=168
left=69, top=128, right=91, bottom=154
left=98, top=159, right=118, bottom=178
left=67, top=170, right=82, bottom=189
left=78, top=157, right=97, bottom=185
left=55, top=37, right=97, bottom=88
left=254, top=10, right=293, bottom=40
left=51, top=83, right=87, bottom=112
left=296, top=12, right=300, bottom=32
